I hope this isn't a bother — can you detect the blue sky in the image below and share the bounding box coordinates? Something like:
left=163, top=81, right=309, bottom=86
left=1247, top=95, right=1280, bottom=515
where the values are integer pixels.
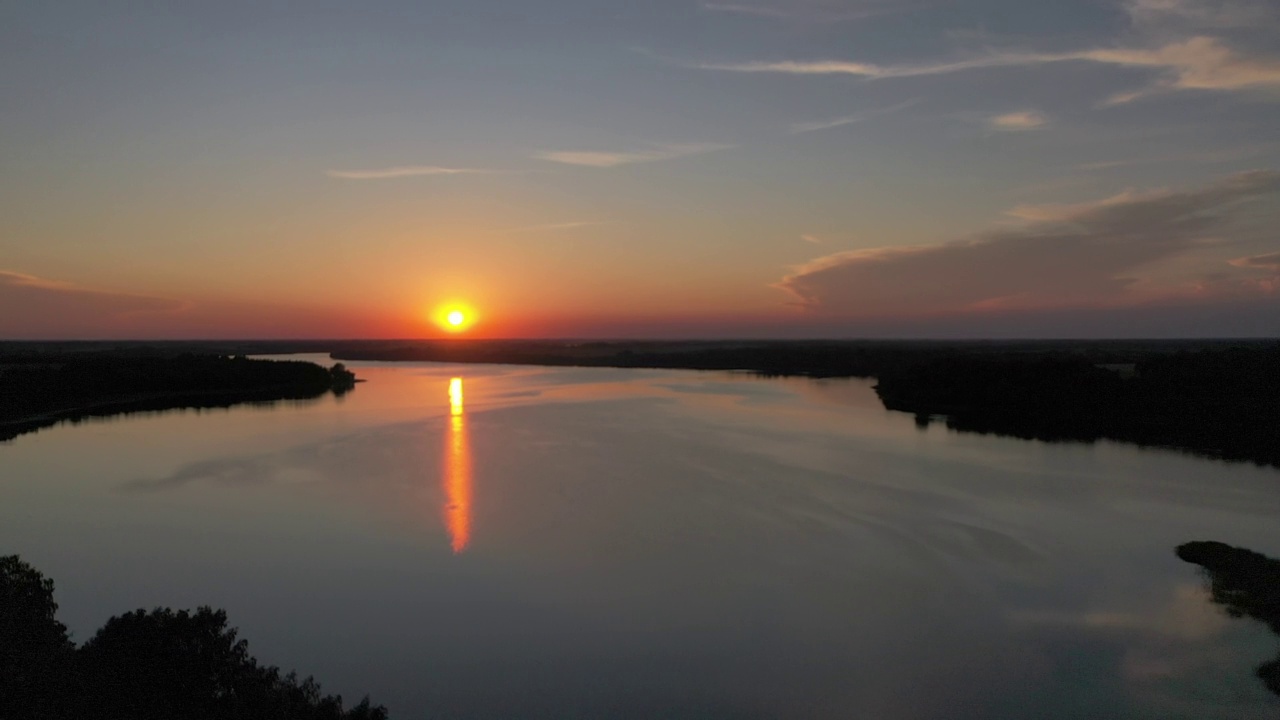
left=1, top=0, right=1278, bottom=337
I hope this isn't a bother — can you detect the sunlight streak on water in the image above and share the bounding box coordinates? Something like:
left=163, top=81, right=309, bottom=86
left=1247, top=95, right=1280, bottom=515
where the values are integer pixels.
left=445, top=378, right=471, bottom=553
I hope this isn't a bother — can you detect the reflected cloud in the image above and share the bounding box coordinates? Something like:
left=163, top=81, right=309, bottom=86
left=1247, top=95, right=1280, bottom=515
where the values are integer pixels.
left=444, top=378, right=472, bottom=554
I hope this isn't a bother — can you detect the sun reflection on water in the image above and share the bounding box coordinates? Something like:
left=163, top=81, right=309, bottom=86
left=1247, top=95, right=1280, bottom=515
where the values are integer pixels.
left=444, top=377, right=471, bottom=553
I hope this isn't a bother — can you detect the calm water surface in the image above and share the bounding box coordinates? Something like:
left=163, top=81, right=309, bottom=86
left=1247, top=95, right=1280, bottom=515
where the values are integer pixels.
left=4, top=357, right=1280, bottom=719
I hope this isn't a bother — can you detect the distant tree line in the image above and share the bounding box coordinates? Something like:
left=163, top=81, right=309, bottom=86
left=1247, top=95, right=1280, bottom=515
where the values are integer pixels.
left=6, top=340, right=1276, bottom=466
left=874, top=346, right=1280, bottom=466
left=0, top=555, right=387, bottom=720
left=0, top=354, right=357, bottom=442
left=334, top=339, right=1280, bottom=467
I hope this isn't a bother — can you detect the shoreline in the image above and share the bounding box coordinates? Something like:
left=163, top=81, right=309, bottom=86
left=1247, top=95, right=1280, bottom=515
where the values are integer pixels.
left=0, top=354, right=356, bottom=443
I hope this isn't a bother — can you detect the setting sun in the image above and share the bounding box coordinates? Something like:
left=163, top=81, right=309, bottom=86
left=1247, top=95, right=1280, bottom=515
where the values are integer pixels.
left=433, top=302, right=477, bottom=334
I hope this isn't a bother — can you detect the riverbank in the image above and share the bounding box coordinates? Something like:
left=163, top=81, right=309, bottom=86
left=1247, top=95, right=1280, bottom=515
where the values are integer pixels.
left=329, top=338, right=1280, bottom=467
left=3, top=339, right=1276, bottom=467
left=0, top=353, right=356, bottom=442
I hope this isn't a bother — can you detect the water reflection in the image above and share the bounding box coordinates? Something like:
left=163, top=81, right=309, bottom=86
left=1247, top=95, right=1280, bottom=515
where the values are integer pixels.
left=1178, top=541, right=1280, bottom=697
left=444, top=378, right=472, bottom=554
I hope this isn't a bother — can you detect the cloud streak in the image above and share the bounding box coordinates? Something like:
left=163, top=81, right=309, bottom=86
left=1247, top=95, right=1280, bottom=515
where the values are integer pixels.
left=532, top=143, right=732, bottom=168
left=775, top=171, right=1280, bottom=317
left=701, top=0, right=905, bottom=22
left=788, top=98, right=920, bottom=134
left=702, top=2, right=790, bottom=18
left=988, top=110, right=1049, bottom=131
left=699, top=36, right=1280, bottom=101
left=0, top=271, right=188, bottom=338
left=1232, top=251, right=1280, bottom=270
left=789, top=115, right=865, bottom=134
left=510, top=221, right=605, bottom=233
left=326, top=166, right=505, bottom=180
left=1125, top=0, right=1277, bottom=32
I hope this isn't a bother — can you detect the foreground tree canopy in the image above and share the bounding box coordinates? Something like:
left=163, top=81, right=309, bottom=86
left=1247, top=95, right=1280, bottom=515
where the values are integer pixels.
left=0, top=555, right=387, bottom=720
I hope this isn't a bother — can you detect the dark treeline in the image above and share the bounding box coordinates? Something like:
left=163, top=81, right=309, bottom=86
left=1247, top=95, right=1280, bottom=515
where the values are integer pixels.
left=5, top=339, right=1277, bottom=466
left=0, top=555, right=387, bottom=720
left=875, top=346, right=1280, bottom=466
left=331, top=338, right=1280, bottom=467
left=329, top=338, right=1248, bottom=376
left=0, top=353, right=357, bottom=442
left=337, top=339, right=926, bottom=376
left=1177, top=541, right=1280, bottom=697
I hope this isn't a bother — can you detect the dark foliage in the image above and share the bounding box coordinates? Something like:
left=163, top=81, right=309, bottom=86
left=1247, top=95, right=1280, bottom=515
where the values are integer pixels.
left=327, top=338, right=1264, bottom=376
left=329, top=363, right=358, bottom=394
left=875, top=346, right=1280, bottom=466
left=0, top=556, right=387, bottom=720
left=0, top=556, right=73, bottom=719
left=5, top=339, right=1276, bottom=465
left=1177, top=541, right=1280, bottom=696
left=332, top=338, right=1280, bottom=466
left=0, top=354, right=358, bottom=442
left=331, top=339, right=991, bottom=377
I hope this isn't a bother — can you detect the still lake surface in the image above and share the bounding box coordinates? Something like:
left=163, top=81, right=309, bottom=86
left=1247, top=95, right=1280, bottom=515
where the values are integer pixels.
left=4, top=357, right=1280, bottom=719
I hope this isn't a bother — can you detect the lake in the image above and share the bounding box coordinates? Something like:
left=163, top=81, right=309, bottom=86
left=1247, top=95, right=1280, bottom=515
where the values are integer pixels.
left=3, top=356, right=1279, bottom=719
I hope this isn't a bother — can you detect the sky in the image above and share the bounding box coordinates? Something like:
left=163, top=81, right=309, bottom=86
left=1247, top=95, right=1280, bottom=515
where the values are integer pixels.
left=1, top=0, right=1278, bottom=339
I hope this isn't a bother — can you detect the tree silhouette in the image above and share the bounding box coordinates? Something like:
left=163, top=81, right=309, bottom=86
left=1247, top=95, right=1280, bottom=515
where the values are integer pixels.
left=0, top=556, right=73, bottom=719
left=0, top=556, right=387, bottom=720
left=1177, top=541, right=1280, bottom=697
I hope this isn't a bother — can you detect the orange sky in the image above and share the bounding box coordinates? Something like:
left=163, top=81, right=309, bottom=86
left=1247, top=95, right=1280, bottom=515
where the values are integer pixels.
left=2, top=1, right=1279, bottom=338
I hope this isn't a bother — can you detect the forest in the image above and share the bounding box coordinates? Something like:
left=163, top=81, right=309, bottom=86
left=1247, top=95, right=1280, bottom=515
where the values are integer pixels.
left=0, top=352, right=357, bottom=442
left=0, top=555, right=386, bottom=719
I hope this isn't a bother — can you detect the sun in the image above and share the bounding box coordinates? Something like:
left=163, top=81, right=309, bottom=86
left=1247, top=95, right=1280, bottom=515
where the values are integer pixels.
left=433, top=302, right=476, bottom=333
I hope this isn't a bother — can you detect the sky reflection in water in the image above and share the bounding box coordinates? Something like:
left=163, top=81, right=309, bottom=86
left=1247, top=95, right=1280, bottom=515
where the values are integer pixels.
left=2, top=359, right=1280, bottom=719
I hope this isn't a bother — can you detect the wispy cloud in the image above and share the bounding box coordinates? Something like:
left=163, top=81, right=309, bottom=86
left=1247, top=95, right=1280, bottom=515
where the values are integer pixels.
left=701, top=0, right=906, bottom=22
left=1125, top=0, right=1277, bottom=32
left=988, top=110, right=1049, bottom=131
left=775, top=171, right=1280, bottom=316
left=699, top=37, right=1280, bottom=102
left=801, top=234, right=824, bottom=244
left=699, top=54, right=1033, bottom=78
left=0, top=270, right=76, bottom=291
left=532, top=143, right=732, bottom=168
left=0, top=270, right=188, bottom=337
left=326, top=166, right=506, bottom=180
left=511, top=221, right=605, bottom=233
left=1075, top=143, right=1280, bottom=171
left=1077, top=160, right=1132, bottom=171
left=1231, top=251, right=1280, bottom=270
left=789, top=115, right=864, bottom=134
left=702, top=2, right=790, bottom=18
left=1083, top=37, right=1280, bottom=95
left=788, top=98, right=920, bottom=134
